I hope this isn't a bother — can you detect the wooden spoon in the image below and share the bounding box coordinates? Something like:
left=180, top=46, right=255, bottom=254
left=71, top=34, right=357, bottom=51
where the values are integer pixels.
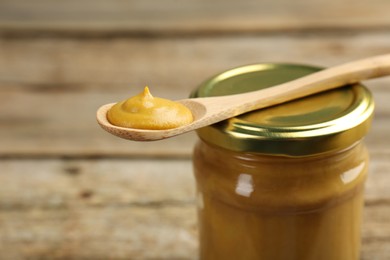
left=97, top=54, right=390, bottom=141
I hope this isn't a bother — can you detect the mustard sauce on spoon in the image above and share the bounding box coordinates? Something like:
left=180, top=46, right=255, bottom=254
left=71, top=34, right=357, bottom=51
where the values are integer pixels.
left=107, top=86, right=193, bottom=130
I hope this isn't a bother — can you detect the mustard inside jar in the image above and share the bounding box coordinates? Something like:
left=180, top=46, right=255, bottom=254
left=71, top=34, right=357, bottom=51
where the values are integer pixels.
left=191, top=64, right=374, bottom=260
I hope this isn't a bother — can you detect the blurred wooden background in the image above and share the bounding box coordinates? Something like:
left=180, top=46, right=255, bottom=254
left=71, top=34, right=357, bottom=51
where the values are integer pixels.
left=0, top=0, right=389, bottom=259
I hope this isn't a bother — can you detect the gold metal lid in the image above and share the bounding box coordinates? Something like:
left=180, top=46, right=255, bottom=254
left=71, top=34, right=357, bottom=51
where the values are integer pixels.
left=192, top=64, right=374, bottom=156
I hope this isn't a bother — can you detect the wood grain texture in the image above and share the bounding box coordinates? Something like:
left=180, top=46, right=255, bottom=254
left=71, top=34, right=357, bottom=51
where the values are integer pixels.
left=1, top=0, right=390, bottom=258
left=0, top=156, right=387, bottom=209
left=2, top=34, right=390, bottom=86
left=0, top=85, right=389, bottom=157
left=0, top=158, right=389, bottom=259
left=1, top=0, right=390, bottom=36
left=0, top=206, right=198, bottom=260
left=0, top=33, right=390, bottom=156
left=1, top=205, right=390, bottom=260
left=95, top=54, right=390, bottom=142
left=0, top=159, right=197, bottom=259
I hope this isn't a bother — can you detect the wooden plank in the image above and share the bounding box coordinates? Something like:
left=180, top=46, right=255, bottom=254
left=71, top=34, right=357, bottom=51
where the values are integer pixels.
left=0, top=85, right=389, bottom=157
left=1, top=0, right=390, bottom=35
left=0, top=84, right=197, bottom=157
left=0, top=157, right=388, bottom=209
left=0, top=206, right=198, bottom=260
left=0, top=159, right=195, bottom=209
left=0, top=205, right=389, bottom=259
left=0, top=34, right=390, bottom=156
left=1, top=33, right=390, bottom=86
left=0, top=158, right=389, bottom=259
left=0, top=160, right=196, bottom=259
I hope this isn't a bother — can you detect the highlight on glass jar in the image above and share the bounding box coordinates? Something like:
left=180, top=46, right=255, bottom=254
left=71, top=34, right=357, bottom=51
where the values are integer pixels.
left=191, top=63, right=374, bottom=260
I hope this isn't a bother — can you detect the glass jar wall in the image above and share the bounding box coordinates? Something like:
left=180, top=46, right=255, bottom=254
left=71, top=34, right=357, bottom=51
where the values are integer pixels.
left=193, top=140, right=368, bottom=260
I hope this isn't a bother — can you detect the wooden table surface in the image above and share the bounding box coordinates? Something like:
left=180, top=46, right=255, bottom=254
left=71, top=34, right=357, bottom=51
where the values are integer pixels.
left=0, top=1, right=389, bottom=259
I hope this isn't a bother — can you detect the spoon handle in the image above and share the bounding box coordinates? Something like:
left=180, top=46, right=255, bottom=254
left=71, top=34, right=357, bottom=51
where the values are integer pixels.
left=97, top=54, right=390, bottom=141
left=191, top=53, right=390, bottom=120
left=255, top=53, right=390, bottom=107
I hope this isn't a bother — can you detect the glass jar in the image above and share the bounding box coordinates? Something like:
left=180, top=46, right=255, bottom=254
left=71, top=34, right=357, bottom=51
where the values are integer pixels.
left=191, top=64, right=374, bottom=260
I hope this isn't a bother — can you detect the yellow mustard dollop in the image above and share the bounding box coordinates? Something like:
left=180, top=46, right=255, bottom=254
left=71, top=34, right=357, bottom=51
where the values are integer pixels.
left=107, top=86, right=193, bottom=130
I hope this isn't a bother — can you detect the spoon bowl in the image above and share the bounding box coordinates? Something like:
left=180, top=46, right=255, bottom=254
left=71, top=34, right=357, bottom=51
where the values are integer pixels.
left=97, top=101, right=207, bottom=141
left=97, top=54, right=390, bottom=141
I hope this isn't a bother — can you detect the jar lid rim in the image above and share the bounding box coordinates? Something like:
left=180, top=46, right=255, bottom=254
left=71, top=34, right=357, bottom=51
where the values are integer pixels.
left=192, top=63, right=374, bottom=156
